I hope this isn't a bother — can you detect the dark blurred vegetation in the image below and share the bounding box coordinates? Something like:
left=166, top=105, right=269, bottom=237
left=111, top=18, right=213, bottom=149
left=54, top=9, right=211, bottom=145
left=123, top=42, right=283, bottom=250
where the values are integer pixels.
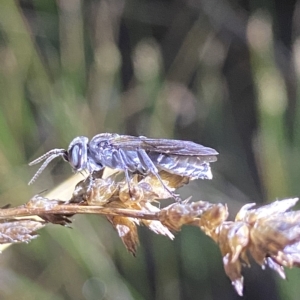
left=0, top=0, right=300, bottom=299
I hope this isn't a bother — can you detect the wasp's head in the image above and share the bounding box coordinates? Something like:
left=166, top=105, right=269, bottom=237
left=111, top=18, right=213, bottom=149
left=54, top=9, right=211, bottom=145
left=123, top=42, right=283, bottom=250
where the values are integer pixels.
left=28, top=136, right=90, bottom=185
left=66, top=136, right=89, bottom=171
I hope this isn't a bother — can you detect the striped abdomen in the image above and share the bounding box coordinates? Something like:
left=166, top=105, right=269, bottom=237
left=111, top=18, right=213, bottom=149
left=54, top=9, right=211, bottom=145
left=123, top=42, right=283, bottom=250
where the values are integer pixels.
left=148, top=152, right=217, bottom=180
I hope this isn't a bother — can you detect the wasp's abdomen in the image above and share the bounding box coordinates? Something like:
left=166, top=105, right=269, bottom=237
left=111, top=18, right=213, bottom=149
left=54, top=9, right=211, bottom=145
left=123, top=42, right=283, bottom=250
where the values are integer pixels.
left=148, top=152, right=217, bottom=180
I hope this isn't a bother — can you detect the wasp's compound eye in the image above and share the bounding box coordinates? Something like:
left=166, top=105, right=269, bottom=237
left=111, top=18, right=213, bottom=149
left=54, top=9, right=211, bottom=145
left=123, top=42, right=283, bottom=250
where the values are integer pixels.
left=69, top=144, right=82, bottom=168
left=67, top=137, right=88, bottom=171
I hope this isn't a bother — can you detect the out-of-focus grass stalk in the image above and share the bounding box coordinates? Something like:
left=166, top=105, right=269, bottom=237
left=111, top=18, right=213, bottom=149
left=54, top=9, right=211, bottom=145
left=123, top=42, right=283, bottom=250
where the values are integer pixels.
left=58, top=0, right=85, bottom=93
left=0, top=1, right=52, bottom=104
left=290, top=39, right=300, bottom=193
left=131, top=39, right=171, bottom=136
left=0, top=1, right=50, bottom=159
left=86, top=1, right=123, bottom=133
left=247, top=13, right=289, bottom=200
left=168, top=19, right=210, bottom=83
left=147, top=19, right=214, bottom=138
left=0, top=1, right=54, bottom=199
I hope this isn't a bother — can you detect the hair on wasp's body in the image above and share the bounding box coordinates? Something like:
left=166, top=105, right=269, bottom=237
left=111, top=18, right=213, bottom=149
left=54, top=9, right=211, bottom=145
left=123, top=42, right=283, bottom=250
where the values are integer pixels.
left=29, top=133, right=219, bottom=201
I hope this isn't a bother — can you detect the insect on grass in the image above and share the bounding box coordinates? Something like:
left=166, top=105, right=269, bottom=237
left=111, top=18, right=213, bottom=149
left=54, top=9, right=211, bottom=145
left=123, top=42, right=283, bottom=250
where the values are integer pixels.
left=29, top=133, right=218, bottom=201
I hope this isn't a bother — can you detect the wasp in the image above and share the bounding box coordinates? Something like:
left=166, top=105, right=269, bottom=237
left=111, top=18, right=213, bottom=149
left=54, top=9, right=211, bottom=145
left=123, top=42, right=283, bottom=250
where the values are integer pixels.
left=29, top=133, right=218, bottom=200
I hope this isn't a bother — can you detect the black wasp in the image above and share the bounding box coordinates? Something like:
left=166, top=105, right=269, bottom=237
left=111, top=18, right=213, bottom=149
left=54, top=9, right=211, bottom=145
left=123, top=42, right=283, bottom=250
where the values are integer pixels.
left=29, top=133, right=218, bottom=200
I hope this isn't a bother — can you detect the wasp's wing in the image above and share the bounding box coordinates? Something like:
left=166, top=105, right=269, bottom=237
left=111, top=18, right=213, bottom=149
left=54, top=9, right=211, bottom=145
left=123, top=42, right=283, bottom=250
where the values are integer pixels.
left=105, top=135, right=218, bottom=157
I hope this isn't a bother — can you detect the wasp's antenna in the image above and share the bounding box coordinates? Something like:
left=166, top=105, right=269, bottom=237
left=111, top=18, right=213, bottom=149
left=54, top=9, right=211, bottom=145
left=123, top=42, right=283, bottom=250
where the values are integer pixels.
left=28, top=149, right=66, bottom=185
left=29, top=149, right=66, bottom=166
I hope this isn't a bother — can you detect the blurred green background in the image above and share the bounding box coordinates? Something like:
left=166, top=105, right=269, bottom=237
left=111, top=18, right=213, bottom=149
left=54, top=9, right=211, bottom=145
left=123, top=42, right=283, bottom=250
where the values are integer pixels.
left=0, top=0, right=300, bottom=299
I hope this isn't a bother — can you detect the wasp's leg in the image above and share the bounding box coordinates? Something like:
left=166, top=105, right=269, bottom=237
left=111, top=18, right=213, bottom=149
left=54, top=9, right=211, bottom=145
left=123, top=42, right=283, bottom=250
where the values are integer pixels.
left=136, top=149, right=182, bottom=202
left=113, top=150, right=134, bottom=198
